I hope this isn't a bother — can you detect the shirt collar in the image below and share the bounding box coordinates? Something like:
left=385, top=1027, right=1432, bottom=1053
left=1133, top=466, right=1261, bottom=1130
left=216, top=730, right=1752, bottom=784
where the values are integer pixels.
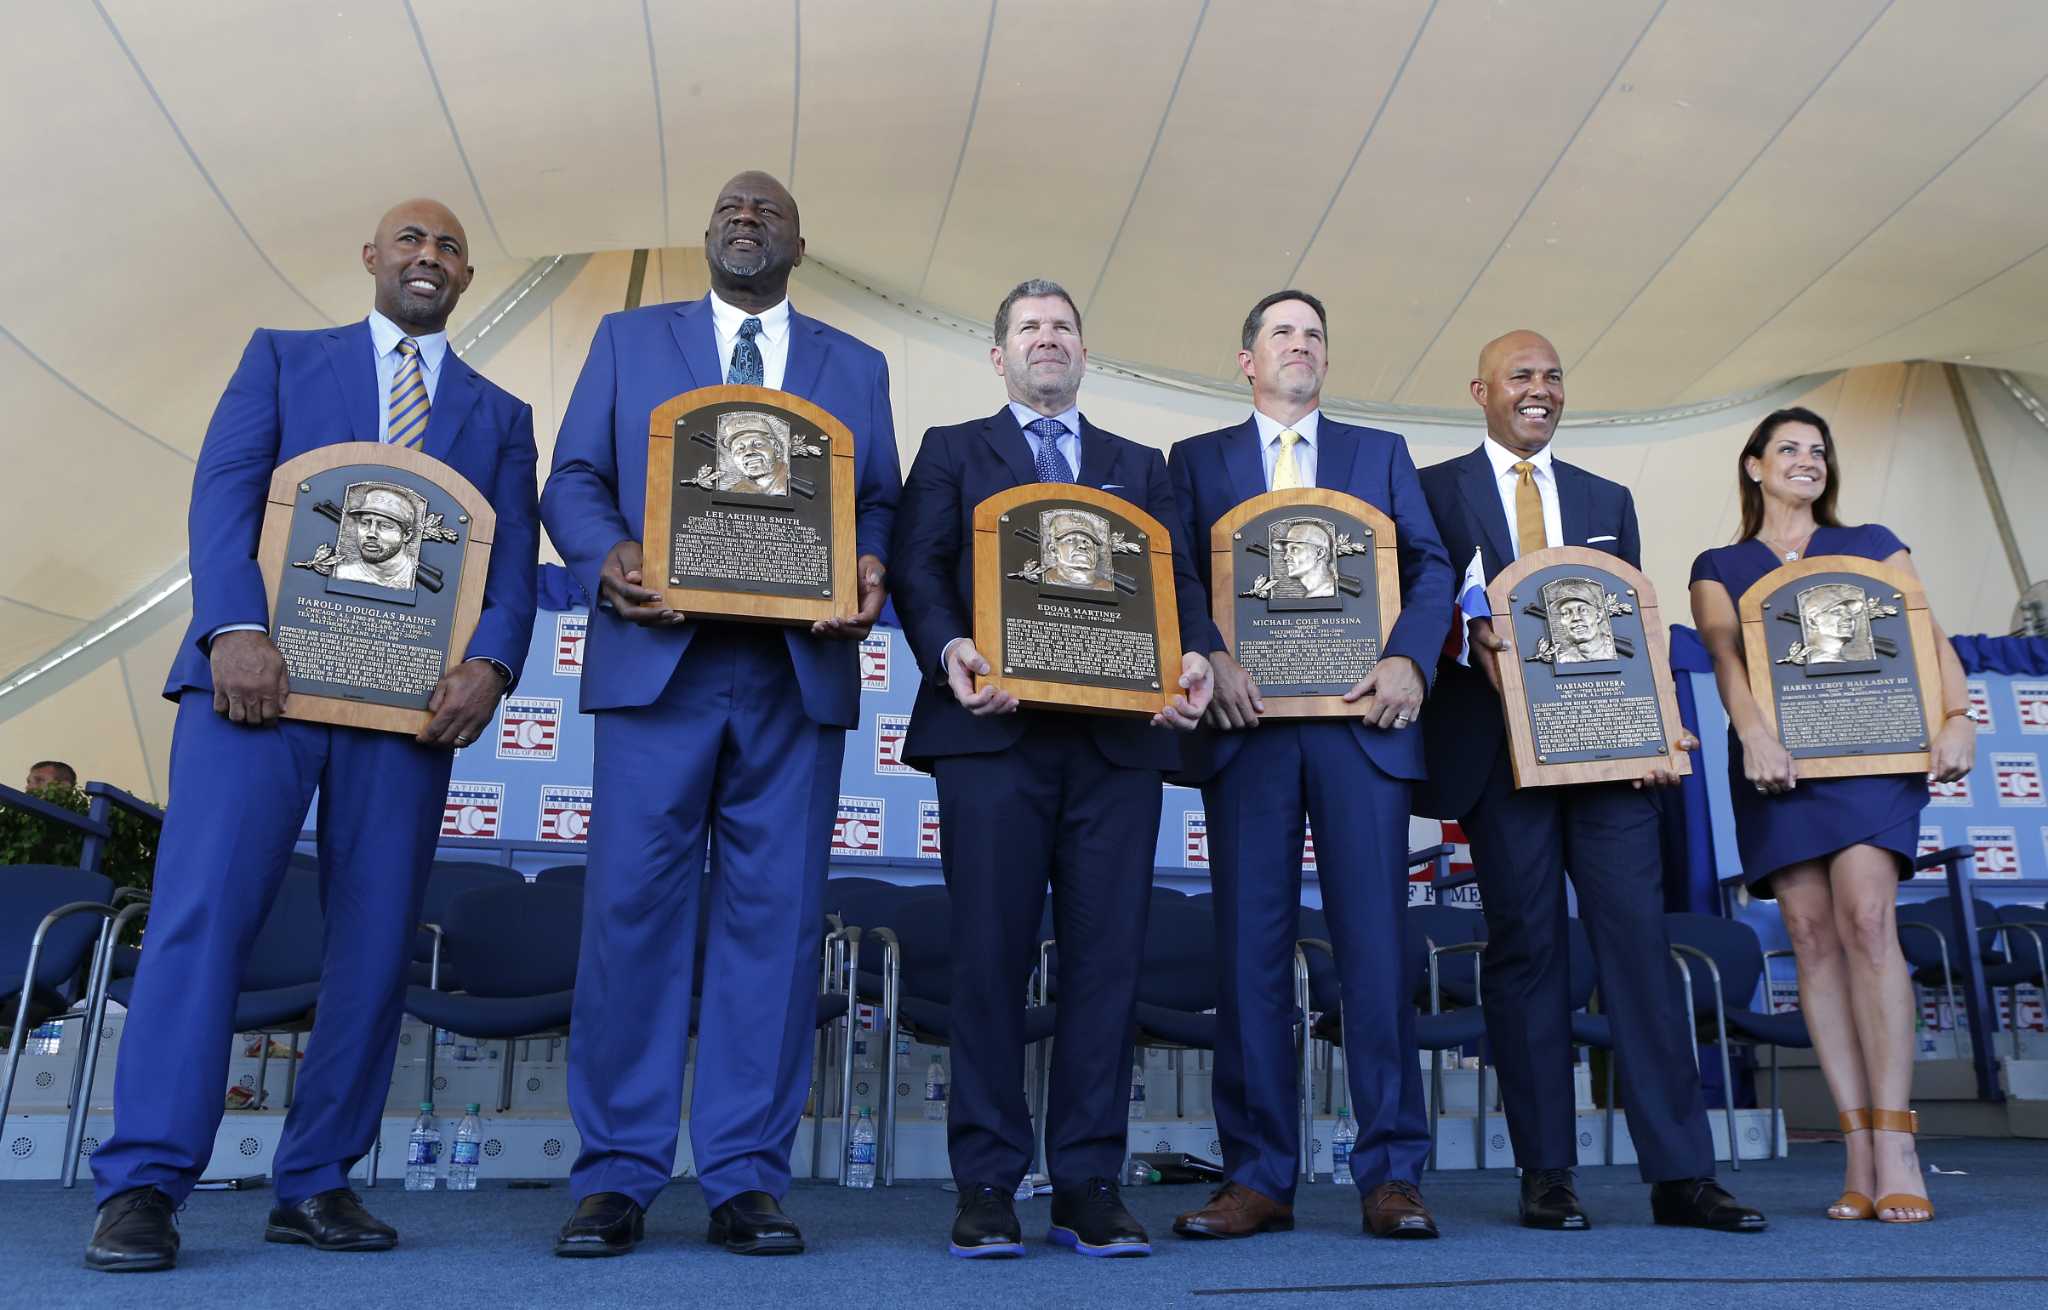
left=1482, top=433, right=1554, bottom=480
left=1008, top=401, right=1082, bottom=439
left=709, top=290, right=791, bottom=344
left=1252, top=408, right=1320, bottom=447
left=367, top=311, right=448, bottom=375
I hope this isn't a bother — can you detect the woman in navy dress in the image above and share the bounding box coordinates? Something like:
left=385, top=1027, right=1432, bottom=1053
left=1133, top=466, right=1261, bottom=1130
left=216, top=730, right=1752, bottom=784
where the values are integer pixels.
left=1690, top=407, right=1974, bottom=1225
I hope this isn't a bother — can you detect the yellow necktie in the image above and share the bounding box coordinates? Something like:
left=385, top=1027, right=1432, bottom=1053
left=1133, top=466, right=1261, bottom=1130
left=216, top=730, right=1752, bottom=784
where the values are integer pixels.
left=1513, top=461, right=1545, bottom=557
left=1272, top=429, right=1303, bottom=491
left=386, top=338, right=430, bottom=449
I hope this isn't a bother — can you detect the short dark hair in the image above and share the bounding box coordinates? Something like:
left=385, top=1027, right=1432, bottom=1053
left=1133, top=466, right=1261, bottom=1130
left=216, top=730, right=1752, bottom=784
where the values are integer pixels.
left=994, top=279, right=1082, bottom=343
left=29, top=759, right=76, bottom=784
left=1240, top=289, right=1328, bottom=352
left=1736, top=406, right=1842, bottom=542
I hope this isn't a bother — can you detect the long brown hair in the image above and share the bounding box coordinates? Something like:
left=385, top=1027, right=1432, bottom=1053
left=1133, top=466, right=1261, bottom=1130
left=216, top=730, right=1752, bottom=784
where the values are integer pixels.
left=1736, top=406, right=1842, bottom=542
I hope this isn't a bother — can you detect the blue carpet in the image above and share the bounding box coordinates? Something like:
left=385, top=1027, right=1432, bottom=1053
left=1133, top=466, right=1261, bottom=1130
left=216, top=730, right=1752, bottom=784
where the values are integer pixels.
left=6, top=1140, right=2046, bottom=1309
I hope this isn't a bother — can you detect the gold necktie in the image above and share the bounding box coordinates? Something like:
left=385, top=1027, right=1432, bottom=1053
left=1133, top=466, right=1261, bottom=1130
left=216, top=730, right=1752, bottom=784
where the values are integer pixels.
left=1272, top=429, right=1303, bottom=490
left=386, top=338, right=430, bottom=449
left=1513, top=460, right=1545, bottom=557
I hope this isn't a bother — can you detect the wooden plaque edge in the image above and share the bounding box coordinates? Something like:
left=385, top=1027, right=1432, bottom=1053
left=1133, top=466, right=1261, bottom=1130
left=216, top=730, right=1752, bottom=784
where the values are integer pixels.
left=258, top=443, right=497, bottom=734
left=1209, top=488, right=1400, bottom=720
left=643, top=384, right=859, bottom=625
left=1735, top=554, right=1936, bottom=780
left=971, top=483, right=1180, bottom=718
left=1486, top=547, right=1692, bottom=788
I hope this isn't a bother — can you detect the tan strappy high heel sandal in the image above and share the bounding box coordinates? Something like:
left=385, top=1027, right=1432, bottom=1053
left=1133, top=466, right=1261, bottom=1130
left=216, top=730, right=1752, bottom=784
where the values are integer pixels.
left=1870, top=1108, right=1934, bottom=1224
left=1829, top=1108, right=1875, bottom=1220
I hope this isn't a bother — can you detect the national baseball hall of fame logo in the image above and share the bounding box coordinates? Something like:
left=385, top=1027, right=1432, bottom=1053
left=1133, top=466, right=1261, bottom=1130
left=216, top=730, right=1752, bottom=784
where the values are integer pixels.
left=497, top=696, right=562, bottom=761
left=859, top=632, right=891, bottom=691
left=442, top=781, right=503, bottom=839
left=1183, top=811, right=1208, bottom=867
left=2014, top=680, right=2048, bottom=733
left=873, top=713, right=912, bottom=775
left=917, top=799, right=942, bottom=859
left=554, top=612, right=587, bottom=677
left=538, top=785, right=593, bottom=843
left=1994, top=752, right=2045, bottom=807
left=1969, top=825, right=2020, bottom=879
left=833, top=796, right=884, bottom=857
left=1927, top=771, right=1972, bottom=807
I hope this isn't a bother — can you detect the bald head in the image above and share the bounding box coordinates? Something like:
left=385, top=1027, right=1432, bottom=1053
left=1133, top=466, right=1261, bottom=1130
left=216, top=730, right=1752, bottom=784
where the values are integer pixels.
left=362, top=198, right=474, bottom=334
left=1471, top=329, right=1564, bottom=457
left=706, top=171, right=804, bottom=312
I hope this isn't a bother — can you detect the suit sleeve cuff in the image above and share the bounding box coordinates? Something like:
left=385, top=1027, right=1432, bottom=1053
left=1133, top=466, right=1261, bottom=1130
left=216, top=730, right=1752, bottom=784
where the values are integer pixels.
left=206, top=623, right=268, bottom=649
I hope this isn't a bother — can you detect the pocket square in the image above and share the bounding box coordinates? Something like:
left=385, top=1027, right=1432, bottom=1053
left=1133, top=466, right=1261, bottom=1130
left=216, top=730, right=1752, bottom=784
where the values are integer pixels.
left=1099, top=483, right=1125, bottom=491
left=1587, top=534, right=1618, bottom=544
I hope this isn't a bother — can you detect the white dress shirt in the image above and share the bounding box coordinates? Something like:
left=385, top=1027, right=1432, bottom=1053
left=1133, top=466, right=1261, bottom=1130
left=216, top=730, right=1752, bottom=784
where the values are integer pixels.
left=709, top=290, right=791, bottom=389
left=1252, top=408, right=1320, bottom=490
left=1006, top=401, right=1082, bottom=480
left=368, top=310, right=449, bottom=443
left=1480, top=434, right=1562, bottom=557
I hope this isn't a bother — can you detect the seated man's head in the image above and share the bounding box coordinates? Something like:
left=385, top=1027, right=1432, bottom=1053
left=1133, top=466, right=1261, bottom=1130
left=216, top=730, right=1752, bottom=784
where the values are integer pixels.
left=26, top=759, right=75, bottom=791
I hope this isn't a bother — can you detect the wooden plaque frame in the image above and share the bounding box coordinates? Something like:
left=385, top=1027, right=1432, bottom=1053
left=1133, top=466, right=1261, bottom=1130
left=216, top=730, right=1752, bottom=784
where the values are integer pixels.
left=972, top=483, right=1181, bottom=717
left=644, top=384, right=858, bottom=624
left=1737, top=555, right=1940, bottom=779
left=1487, top=546, right=1691, bottom=788
left=256, top=442, right=496, bottom=734
left=1209, top=489, right=1401, bottom=717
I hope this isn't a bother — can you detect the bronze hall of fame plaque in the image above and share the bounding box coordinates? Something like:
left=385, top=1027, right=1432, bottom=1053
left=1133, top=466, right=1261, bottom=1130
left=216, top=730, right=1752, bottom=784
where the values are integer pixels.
left=1738, top=556, right=1941, bottom=780
left=971, top=483, right=1181, bottom=717
left=1487, top=547, right=1691, bottom=788
left=256, top=443, right=495, bottom=734
left=1209, top=489, right=1400, bottom=717
left=643, top=384, right=857, bottom=625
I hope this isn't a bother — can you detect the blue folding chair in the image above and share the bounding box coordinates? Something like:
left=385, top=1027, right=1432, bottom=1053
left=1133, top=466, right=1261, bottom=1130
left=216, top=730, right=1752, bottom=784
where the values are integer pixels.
left=1, top=867, right=116, bottom=1123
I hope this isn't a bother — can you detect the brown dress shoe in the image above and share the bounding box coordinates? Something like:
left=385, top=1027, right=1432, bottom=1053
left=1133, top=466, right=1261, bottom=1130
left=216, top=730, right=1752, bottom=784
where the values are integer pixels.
left=1363, top=1180, right=1440, bottom=1239
left=1171, top=1182, right=1294, bottom=1239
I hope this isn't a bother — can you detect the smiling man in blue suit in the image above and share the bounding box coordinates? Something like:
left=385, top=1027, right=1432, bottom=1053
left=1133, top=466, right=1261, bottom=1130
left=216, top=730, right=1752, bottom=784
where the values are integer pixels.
left=86, top=199, right=538, bottom=1272
left=543, top=171, right=899, bottom=1259
left=1166, top=290, right=1452, bottom=1243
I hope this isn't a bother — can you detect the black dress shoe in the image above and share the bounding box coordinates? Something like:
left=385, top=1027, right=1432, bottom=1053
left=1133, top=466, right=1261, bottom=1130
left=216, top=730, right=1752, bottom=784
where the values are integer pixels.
left=1651, top=1178, right=1768, bottom=1233
left=950, top=1184, right=1025, bottom=1259
left=85, top=1187, right=180, bottom=1272
left=555, top=1191, right=646, bottom=1258
left=707, top=1190, right=804, bottom=1256
left=1519, top=1168, right=1590, bottom=1231
left=264, top=1189, right=397, bottom=1251
left=1048, top=1177, right=1150, bottom=1257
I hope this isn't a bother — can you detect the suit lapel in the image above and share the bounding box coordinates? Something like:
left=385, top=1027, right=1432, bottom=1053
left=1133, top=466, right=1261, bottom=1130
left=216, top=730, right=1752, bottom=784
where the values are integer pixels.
left=1076, top=415, right=1116, bottom=488
left=1556, top=459, right=1591, bottom=548
left=782, top=310, right=828, bottom=401
left=1458, top=446, right=1515, bottom=571
left=1222, top=417, right=1265, bottom=499
left=669, top=297, right=723, bottom=389
left=1316, top=418, right=1361, bottom=492
left=320, top=324, right=379, bottom=445
left=981, top=407, right=1038, bottom=486
left=424, top=356, right=480, bottom=458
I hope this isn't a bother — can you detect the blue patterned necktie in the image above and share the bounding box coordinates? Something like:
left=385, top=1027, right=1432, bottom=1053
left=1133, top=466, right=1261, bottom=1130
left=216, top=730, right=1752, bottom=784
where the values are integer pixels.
left=1027, top=416, right=1071, bottom=483
left=385, top=337, right=429, bottom=448
left=727, top=315, right=764, bottom=386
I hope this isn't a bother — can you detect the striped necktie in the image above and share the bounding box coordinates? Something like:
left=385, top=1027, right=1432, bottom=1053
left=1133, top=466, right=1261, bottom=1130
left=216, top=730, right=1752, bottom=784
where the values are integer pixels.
left=386, top=338, right=430, bottom=449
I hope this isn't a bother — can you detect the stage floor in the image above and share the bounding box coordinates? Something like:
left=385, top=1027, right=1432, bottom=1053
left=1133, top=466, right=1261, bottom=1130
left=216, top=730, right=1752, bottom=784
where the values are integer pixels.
left=4, top=1140, right=2044, bottom=1309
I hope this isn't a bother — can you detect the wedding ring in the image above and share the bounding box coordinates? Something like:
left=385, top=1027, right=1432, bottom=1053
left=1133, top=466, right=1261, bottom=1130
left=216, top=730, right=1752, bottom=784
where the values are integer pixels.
left=456, top=734, right=473, bottom=746
left=1395, top=715, right=1411, bottom=726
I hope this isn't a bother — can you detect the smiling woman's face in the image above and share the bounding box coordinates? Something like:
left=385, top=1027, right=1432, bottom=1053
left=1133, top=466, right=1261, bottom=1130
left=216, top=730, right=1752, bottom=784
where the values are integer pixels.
left=1746, top=421, right=1828, bottom=506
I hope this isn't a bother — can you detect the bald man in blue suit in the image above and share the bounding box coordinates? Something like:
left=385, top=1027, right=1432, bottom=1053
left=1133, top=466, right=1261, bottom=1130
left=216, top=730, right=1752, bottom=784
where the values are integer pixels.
left=543, top=172, right=900, bottom=1259
left=1167, top=291, right=1452, bottom=1242
left=87, top=199, right=538, bottom=1271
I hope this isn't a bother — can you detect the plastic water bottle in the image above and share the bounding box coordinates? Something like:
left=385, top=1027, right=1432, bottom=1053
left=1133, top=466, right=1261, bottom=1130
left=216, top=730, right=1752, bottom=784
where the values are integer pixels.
left=447, top=1104, right=482, bottom=1191
left=405, top=1103, right=441, bottom=1191
left=923, top=1055, right=947, bottom=1122
left=847, top=1106, right=877, bottom=1189
left=1129, top=1060, right=1146, bottom=1120
left=1121, top=1155, right=1157, bottom=1187
left=1331, top=1105, right=1356, bottom=1185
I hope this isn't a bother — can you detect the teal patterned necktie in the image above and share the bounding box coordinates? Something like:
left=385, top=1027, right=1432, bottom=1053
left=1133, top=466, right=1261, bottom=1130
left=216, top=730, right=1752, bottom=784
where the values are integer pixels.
left=728, top=316, right=764, bottom=386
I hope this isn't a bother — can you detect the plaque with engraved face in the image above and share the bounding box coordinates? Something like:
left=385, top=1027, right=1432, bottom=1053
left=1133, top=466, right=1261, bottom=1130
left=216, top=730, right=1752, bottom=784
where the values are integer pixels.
left=643, top=384, right=857, bottom=625
left=1487, top=547, right=1690, bottom=788
left=1209, top=489, right=1400, bottom=717
left=1738, top=556, right=1941, bottom=779
left=256, top=443, right=495, bottom=733
left=971, top=483, right=1180, bottom=717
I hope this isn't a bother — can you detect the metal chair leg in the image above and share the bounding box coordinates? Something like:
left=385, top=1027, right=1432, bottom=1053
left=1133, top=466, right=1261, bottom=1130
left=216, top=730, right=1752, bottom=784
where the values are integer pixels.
left=498, top=1039, right=516, bottom=1112
left=62, top=903, right=141, bottom=1188
left=1603, top=1056, right=1616, bottom=1166
left=1295, top=947, right=1314, bottom=1181
left=284, top=1031, right=301, bottom=1107
left=1427, top=1047, right=1441, bottom=1171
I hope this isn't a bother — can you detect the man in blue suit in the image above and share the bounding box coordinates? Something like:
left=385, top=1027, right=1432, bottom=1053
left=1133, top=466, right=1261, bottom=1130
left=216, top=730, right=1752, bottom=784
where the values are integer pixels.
left=892, top=279, right=1212, bottom=1260
left=1165, top=291, right=1452, bottom=1242
left=1414, top=329, right=1763, bottom=1234
left=543, top=172, right=898, bottom=1258
left=86, top=200, right=538, bottom=1271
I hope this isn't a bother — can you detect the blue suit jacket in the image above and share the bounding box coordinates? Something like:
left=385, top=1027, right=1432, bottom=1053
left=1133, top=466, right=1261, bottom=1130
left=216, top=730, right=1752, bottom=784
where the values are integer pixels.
left=541, top=296, right=901, bottom=727
left=167, top=321, right=539, bottom=698
left=1167, top=416, right=1453, bottom=784
left=1413, top=444, right=1643, bottom=820
left=891, top=408, right=1210, bottom=773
